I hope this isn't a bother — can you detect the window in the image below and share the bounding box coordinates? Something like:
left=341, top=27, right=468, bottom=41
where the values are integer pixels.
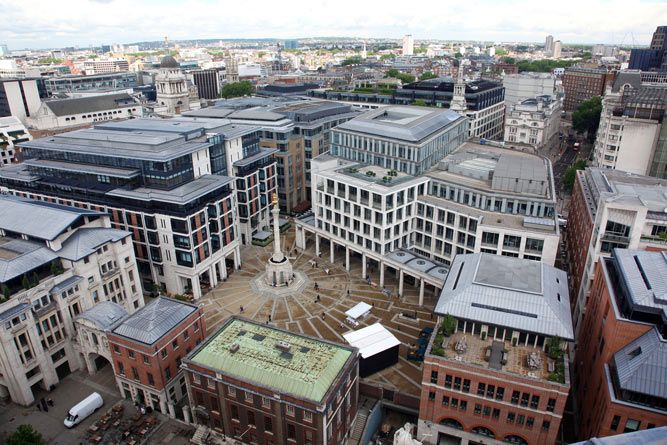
left=520, top=393, right=529, bottom=407
left=248, top=411, right=255, bottom=426
left=165, top=366, right=171, bottom=380
left=460, top=400, right=467, bottom=411
left=445, top=375, right=452, bottom=388
left=542, top=420, right=551, bottom=430
left=128, top=350, right=135, bottom=359
left=463, top=379, right=470, bottom=393
left=161, top=349, right=167, bottom=359
left=530, top=395, right=540, bottom=409
left=527, top=417, right=534, bottom=428
left=431, top=370, right=438, bottom=384
left=265, top=416, right=273, bottom=433
left=451, top=398, right=458, bottom=408
left=147, top=373, right=155, bottom=386
left=172, top=339, right=179, bottom=349
left=228, top=386, right=236, bottom=397
left=546, top=398, right=556, bottom=412
left=442, top=396, right=449, bottom=406
left=303, top=411, right=312, bottom=422
left=143, top=355, right=150, bottom=365
left=231, top=404, right=239, bottom=420
left=477, top=383, right=486, bottom=396
left=492, top=408, right=500, bottom=419
left=486, top=384, right=495, bottom=398
left=507, top=412, right=515, bottom=423
left=428, top=391, right=435, bottom=401
left=624, top=419, right=640, bottom=433
left=245, top=392, right=253, bottom=403
left=183, top=329, right=189, bottom=340
left=517, top=414, right=525, bottom=425
left=483, top=406, right=491, bottom=416
left=496, top=387, right=504, bottom=401
left=286, top=405, right=295, bottom=417
left=113, top=345, right=120, bottom=354
left=474, top=404, right=482, bottom=414
left=131, top=367, right=139, bottom=380
left=287, top=424, right=296, bottom=440
left=262, top=397, right=271, bottom=408
left=454, top=377, right=461, bottom=391
left=117, top=361, right=125, bottom=376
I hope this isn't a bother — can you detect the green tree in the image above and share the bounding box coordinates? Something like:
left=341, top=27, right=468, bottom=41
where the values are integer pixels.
left=572, top=96, right=603, bottom=141
left=563, top=160, right=587, bottom=193
left=50, top=261, right=63, bottom=276
left=220, top=81, right=254, bottom=99
left=516, top=59, right=576, bottom=73
left=441, top=314, right=457, bottom=337
left=454, top=52, right=463, bottom=59
left=494, top=48, right=508, bottom=56
left=385, top=69, right=415, bottom=84
left=502, top=56, right=516, bottom=64
left=419, top=72, right=437, bottom=81
left=31, top=272, right=40, bottom=287
left=380, top=54, right=395, bottom=60
left=38, top=58, right=63, bottom=65
left=21, top=274, right=30, bottom=290
left=413, top=99, right=428, bottom=106
left=2, top=285, right=10, bottom=301
left=6, top=424, right=44, bottom=445
left=341, top=56, right=362, bottom=66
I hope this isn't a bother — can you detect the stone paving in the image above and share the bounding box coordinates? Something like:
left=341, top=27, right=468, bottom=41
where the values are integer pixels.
left=200, top=226, right=438, bottom=396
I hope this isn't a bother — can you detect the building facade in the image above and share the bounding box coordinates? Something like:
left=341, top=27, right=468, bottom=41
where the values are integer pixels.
left=0, top=196, right=144, bottom=405
left=188, top=69, right=222, bottom=100
left=504, top=96, right=561, bottom=149
left=565, top=168, right=667, bottom=335
left=502, top=73, right=558, bottom=110
left=44, top=72, right=139, bottom=96
left=0, top=116, right=31, bottom=166
left=562, top=68, right=609, bottom=112
left=181, top=317, right=360, bottom=444
left=593, top=70, right=667, bottom=178
left=0, top=78, right=44, bottom=123
left=418, top=254, right=573, bottom=445
left=155, top=56, right=192, bottom=116
left=575, top=249, right=667, bottom=440
left=107, top=297, right=206, bottom=417
left=83, top=58, right=130, bottom=75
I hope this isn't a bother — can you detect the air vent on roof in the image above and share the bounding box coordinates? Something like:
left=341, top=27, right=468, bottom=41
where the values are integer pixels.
left=416, top=260, right=425, bottom=265
left=629, top=347, right=642, bottom=359
left=229, top=343, right=240, bottom=353
left=275, top=341, right=291, bottom=352
left=253, top=333, right=266, bottom=341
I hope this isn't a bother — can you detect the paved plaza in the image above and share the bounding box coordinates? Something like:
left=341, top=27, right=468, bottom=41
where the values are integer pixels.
left=200, top=226, right=438, bottom=396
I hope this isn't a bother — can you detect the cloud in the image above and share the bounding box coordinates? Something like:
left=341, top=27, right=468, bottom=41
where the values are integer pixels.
left=0, top=0, right=665, bottom=49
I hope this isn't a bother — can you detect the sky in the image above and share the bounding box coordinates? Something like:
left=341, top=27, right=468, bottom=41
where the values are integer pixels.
left=0, top=0, right=666, bottom=50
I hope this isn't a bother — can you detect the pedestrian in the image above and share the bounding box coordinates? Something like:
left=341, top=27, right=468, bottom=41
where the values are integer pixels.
left=347, top=289, right=350, bottom=296
left=47, top=398, right=54, bottom=407
left=268, top=315, right=272, bottom=322
left=317, top=294, right=320, bottom=302
left=240, top=305, right=244, bottom=313
left=322, top=313, right=325, bottom=319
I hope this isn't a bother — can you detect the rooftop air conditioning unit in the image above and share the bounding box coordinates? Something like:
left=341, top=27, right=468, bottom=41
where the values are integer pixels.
left=276, top=341, right=291, bottom=352
left=229, top=343, right=240, bottom=353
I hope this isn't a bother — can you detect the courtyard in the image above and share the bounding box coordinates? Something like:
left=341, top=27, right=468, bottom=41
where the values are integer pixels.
left=200, top=226, right=438, bottom=399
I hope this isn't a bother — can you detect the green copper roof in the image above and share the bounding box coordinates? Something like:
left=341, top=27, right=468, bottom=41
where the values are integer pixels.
left=190, top=319, right=353, bottom=403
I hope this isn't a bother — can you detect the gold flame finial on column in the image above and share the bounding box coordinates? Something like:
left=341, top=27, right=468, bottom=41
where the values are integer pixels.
left=272, top=193, right=278, bottom=205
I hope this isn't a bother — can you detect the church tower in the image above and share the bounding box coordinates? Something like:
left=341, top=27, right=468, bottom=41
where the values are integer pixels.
left=155, top=55, right=189, bottom=115
left=449, top=60, right=468, bottom=114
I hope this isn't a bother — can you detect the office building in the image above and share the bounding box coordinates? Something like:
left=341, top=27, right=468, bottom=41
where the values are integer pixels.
left=185, top=98, right=360, bottom=212
left=418, top=253, right=573, bottom=445
left=181, top=317, right=359, bottom=444
left=28, top=92, right=142, bottom=130
left=284, top=40, right=299, bottom=50
left=566, top=168, right=667, bottom=334
left=0, top=44, right=9, bottom=57
left=188, top=69, right=221, bottom=100
left=0, top=116, right=31, bottom=166
left=593, top=70, right=667, bottom=177
left=0, top=118, right=250, bottom=300
left=403, top=35, right=414, bottom=56
left=630, top=26, right=667, bottom=72
left=575, top=249, right=667, bottom=440
left=44, top=72, right=138, bottom=96
left=502, top=72, right=558, bottom=109
left=504, top=95, right=561, bottom=149
left=296, top=111, right=560, bottom=306
left=0, top=78, right=44, bottom=123
left=552, top=41, right=562, bottom=59
left=0, top=196, right=144, bottom=405
left=562, top=68, right=610, bottom=111
left=107, top=297, right=205, bottom=417
left=310, top=77, right=506, bottom=140
left=592, top=45, right=619, bottom=59
left=545, top=35, right=554, bottom=55
left=83, top=58, right=130, bottom=75
left=573, top=427, right=667, bottom=445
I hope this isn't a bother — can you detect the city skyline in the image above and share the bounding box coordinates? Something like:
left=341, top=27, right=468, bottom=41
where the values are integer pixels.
left=0, top=0, right=665, bottom=49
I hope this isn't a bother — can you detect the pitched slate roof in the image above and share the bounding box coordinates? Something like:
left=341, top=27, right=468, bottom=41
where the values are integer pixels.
left=0, top=238, right=58, bottom=283
left=0, top=196, right=104, bottom=241
left=77, top=301, right=128, bottom=330
left=57, top=228, right=130, bottom=261
left=612, top=328, right=667, bottom=399
left=112, top=297, right=198, bottom=345
left=43, top=93, right=137, bottom=117
left=434, top=253, right=574, bottom=340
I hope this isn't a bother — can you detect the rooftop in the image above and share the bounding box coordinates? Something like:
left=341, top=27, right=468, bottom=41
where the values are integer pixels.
left=0, top=196, right=104, bottom=241
left=43, top=93, right=137, bottom=117
left=106, top=174, right=233, bottom=205
left=0, top=237, right=58, bottom=283
left=435, top=253, right=574, bottom=340
left=612, top=249, right=667, bottom=320
left=335, top=106, right=465, bottom=143
left=77, top=301, right=128, bottom=330
left=612, top=328, right=667, bottom=400
left=111, top=297, right=198, bottom=345
left=57, top=228, right=130, bottom=261
left=187, top=317, right=355, bottom=403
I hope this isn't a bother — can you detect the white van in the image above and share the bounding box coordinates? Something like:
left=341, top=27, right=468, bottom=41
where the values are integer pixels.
left=64, top=392, right=103, bottom=428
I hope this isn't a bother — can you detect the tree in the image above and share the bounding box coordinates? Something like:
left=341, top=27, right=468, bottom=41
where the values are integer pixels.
left=516, top=59, right=576, bottom=73
left=341, top=56, right=362, bottom=66
left=501, top=56, right=516, bottom=64
left=563, top=160, right=587, bottom=193
left=21, top=274, right=30, bottom=290
left=454, top=52, right=463, bottom=59
left=2, top=285, right=10, bottom=301
left=50, top=261, right=63, bottom=276
left=412, top=99, right=428, bottom=106
left=494, top=48, right=508, bottom=56
left=419, top=72, right=437, bottom=81
left=441, top=314, right=457, bottom=337
left=385, top=69, right=415, bottom=84
left=6, top=424, right=44, bottom=445
left=572, top=96, right=603, bottom=141
left=220, top=81, right=254, bottom=99
left=380, top=54, right=395, bottom=61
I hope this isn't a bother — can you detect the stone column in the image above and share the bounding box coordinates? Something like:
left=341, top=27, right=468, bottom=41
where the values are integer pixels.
left=315, top=234, right=321, bottom=257
left=234, top=245, right=241, bottom=269
left=168, top=402, right=176, bottom=419
left=159, top=397, right=168, bottom=414
left=84, top=353, right=97, bottom=375
left=419, top=279, right=425, bottom=306
left=191, top=276, right=202, bottom=300
left=345, top=247, right=350, bottom=272
left=379, top=262, right=385, bottom=288
left=209, top=265, right=218, bottom=288
left=330, top=241, right=335, bottom=264
left=362, top=253, right=367, bottom=280
left=399, top=270, right=404, bottom=296
left=218, top=260, right=227, bottom=281
left=183, top=405, right=191, bottom=424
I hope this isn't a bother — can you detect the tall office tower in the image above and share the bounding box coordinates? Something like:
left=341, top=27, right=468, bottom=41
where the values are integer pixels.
left=629, top=25, right=667, bottom=71
left=545, top=35, right=554, bottom=55
left=403, top=34, right=414, bottom=56
left=552, top=40, right=562, bottom=58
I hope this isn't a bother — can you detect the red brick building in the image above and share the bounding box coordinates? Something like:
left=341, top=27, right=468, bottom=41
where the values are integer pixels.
left=562, top=68, right=611, bottom=111
left=418, top=254, right=573, bottom=445
left=108, top=297, right=205, bottom=417
left=575, top=249, right=667, bottom=440
left=181, top=317, right=359, bottom=445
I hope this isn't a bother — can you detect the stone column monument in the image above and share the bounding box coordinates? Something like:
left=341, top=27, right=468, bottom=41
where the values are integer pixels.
left=265, top=193, right=293, bottom=286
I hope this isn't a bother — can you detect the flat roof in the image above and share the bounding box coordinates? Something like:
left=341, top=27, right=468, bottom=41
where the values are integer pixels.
left=612, top=249, right=667, bottom=319
left=435, top=253, right=574, bottom=340
left=187, top=317, right=355, bottom=403
left=107, top=174, right=233, bottom=205
left=335, top=106, right=465, bottom=143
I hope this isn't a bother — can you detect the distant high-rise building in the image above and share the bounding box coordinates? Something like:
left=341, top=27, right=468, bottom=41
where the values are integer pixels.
left=402, top=34, right=414, bottom=56
left=561, top=67, right=609, bottom=111
left=545, top=35, right=554, bottom=54
left=552, top=40, right=562, bottom=58
left=0, top=44, right=9, bottom=57
left=283, top=39, right=299, bottom=50
left=361, top=41, right=367, bottom=59
left=630, top=25, right=667, bottom=71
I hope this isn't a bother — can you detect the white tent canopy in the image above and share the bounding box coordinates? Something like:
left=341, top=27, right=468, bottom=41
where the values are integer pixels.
left=343, top=323, right=401, bottom=359
left=345, top=302, right=372, bottom=321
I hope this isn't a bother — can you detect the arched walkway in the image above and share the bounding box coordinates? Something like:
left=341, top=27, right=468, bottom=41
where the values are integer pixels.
left=439, top=417, right=464, bottom=430
left=471, top=425, right=496, bottom=438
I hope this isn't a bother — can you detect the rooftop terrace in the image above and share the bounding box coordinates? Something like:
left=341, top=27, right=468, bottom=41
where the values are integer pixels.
left=188, top=318, right=355, bottom=403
